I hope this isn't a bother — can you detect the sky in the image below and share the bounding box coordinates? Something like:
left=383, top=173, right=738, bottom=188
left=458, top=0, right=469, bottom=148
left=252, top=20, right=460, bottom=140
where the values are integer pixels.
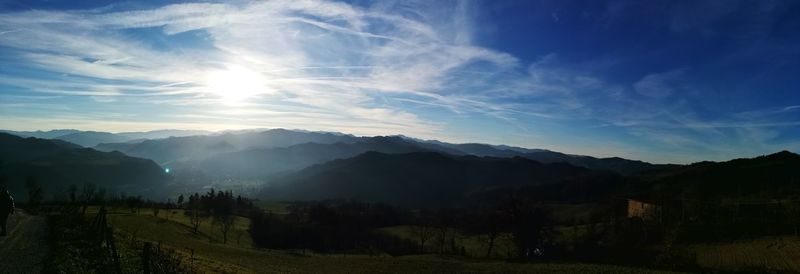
left=0, top=0, right=799, bottom=163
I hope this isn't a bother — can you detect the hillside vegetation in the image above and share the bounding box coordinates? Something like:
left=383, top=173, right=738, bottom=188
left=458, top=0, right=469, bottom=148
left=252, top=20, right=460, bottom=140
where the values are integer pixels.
left=100, top=206, right=685, bottom=274
left=0, top=133, right=170, bottom=199
left=261, top=151, right=607, bottom=207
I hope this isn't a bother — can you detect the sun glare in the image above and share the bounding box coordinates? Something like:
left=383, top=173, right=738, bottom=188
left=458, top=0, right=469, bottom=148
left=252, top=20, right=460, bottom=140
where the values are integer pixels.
left=206, top=65, right=266, bottom=103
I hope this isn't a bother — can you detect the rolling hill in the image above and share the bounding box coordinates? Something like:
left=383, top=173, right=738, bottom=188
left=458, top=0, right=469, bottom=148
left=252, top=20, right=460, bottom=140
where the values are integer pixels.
left=260, top=151, right=607, bottom=208
left=636, top=150, right=800, bottom=200
left=0, top=133, right=171, bottom=199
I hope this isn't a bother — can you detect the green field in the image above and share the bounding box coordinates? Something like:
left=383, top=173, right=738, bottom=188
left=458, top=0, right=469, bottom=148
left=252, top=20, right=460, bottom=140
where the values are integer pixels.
left=95, top=207, right=686, bottom=274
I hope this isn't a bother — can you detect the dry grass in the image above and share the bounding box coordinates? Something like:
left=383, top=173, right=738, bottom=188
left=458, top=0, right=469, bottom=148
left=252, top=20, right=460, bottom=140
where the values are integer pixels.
left=692, top=236, right=800, bottom=272
left=100, top=207, right=686, bottom=274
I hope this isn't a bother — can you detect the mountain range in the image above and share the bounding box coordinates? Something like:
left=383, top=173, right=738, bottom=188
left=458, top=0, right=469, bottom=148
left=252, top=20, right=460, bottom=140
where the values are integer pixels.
left=5, top=128, right=665, bottom=176
left=2, top=129, right=211, bottom=147
left=91, top=129, right=665, bottom=177
left=2, top=127, right=797, bottom=209
left=94, top=129, right=356, bottom=164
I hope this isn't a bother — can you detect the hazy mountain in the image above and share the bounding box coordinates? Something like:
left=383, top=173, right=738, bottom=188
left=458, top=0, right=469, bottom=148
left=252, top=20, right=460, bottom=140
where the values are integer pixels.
left=95, top=128, right=663, bottom=176
left=1, top=129, right=213, bottom=147
left=116, top=129, right=212, bottom=140
left=0, top=133, right=170, bottom=199
left=54, top=131, right=131, bottom=147
left=170, top=136, right=452, bottom=179
left=261, top=151, right=605, bottom=208
left=1, top=129, right=81, bottom=139
left=95, top=128, right=359, bottom=165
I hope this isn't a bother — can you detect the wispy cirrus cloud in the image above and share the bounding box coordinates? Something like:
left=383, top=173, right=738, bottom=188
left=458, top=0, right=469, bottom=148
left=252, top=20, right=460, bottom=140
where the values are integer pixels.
left=634, top=69, right=687, bottom=98
left=0, top=0, right=518, bottom=140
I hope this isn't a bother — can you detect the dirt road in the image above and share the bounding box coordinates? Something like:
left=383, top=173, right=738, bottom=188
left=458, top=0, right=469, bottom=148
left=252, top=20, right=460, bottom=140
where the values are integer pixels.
left=0, top=210, right=49, bottom=274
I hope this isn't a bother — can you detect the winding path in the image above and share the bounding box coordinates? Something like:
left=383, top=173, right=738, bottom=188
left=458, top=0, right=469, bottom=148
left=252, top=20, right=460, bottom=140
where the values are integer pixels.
left=0, top=210, right=49, bottom=274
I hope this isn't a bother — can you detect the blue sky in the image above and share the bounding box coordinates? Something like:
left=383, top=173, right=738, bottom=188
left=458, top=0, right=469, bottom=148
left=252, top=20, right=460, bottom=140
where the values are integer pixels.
left=0, top=0, right=798, bottom=163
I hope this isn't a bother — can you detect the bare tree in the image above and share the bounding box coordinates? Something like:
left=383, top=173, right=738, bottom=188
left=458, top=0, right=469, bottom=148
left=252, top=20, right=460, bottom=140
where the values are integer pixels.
left=80, top=183, right=96, bottom=215
left=25, top=176, right=44, bottom=212
left=212, top=191, right=236, bottom=244
left=479, top=209, right=509, bottom=258
left=411, top=211, right=435, bottom=253
left=186, top=193, right=203, bottom=234
left=214, top=213, right=235, bottom=244
left=189, top=208, right=203, bottom=234
left=67, top=184, right=77, bottom=204
left=434, top=211, right=454, bottom=254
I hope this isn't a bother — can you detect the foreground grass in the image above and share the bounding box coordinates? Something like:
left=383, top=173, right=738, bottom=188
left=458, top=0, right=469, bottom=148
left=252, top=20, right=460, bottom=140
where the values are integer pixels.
left=103, top=210, right=686, bottom=273
left=692, top=236, right=800, bottom=273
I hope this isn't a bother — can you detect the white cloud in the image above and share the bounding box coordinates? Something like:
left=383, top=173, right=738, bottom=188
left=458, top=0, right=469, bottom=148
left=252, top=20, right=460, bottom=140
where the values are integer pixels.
left=633, top=69, right=686, bottom=98
left=0, top=0, right=516, bottom=140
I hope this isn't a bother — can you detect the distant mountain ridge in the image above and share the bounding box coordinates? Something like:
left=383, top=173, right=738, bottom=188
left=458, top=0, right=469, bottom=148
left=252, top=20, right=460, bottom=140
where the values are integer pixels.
left=170, top=136, right=441, bottom=179
left=2, top=129, right=211, bottom=147
left=95, top=129, right=358, bottom=165
left=400, top=136, right=666, bottom=175
left=3, top=128, right=670, bottom=182
left=0, top=133, right=170, bottom=199
left=92, top=129, right=664, bottom=176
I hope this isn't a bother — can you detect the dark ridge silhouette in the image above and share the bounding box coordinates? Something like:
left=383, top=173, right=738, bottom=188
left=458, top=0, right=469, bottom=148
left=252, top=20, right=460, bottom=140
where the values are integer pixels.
left=414, top=138, right=667, bottom=175
left=633, top=150, right=800, bottom=200
left=261, top=151, right=607, bottom=208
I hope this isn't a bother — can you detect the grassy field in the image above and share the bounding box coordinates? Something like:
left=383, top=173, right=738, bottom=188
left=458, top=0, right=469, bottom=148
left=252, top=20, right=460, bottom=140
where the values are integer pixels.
left=692, top=236, right=800, bottom=273
left=94, top=207, right=687, bottom=274
left=379, top=225, right=517, bottom=258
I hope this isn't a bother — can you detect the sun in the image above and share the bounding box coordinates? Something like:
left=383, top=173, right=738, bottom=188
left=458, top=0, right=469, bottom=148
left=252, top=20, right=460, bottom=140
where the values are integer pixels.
left=205, top=65, right=266, bottom=103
